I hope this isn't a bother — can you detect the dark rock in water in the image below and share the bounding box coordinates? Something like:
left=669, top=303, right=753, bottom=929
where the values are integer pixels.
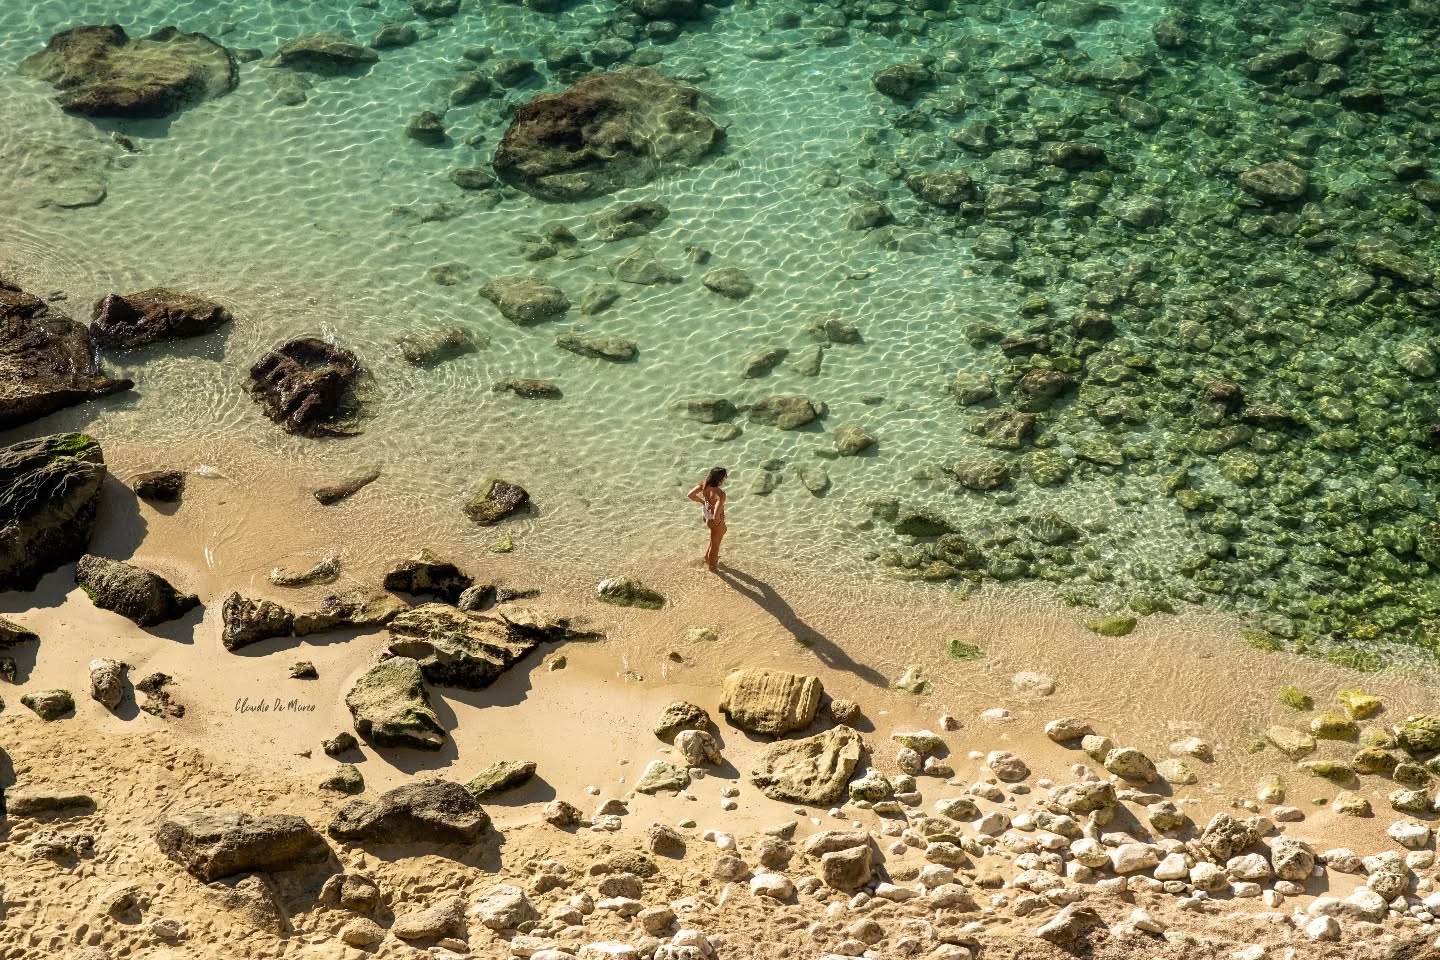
left=456, top=583, right=498, bottom=611
left=1047, top=141, right=1106, bottom=169
left=131, top=469, right=185, bottom=502
left=972, top=228, right=1016, bottom=261
left=629, top=0, right=704, bottom=20
left=371, top=23, right=419, bottom=50
left=597, top=576, right=665, bottom=609
left=383, top=550, right=473, bottom=604
left=220, top=593, right=295, bottom=652
left=749, top=395, right=823, bottom=430
left=247, top=337, right=363, bottom=436
left=21, top=688, right=75, bottom=720
left=0, top=616, right=38, bottom=649
left=493, top=68, right=721, bottom=202
left=90, top=288, right=231, bottom=350
left=906, top=170, right=975, bottom=208
left=405, top=111, right=447, bottom=145
left=808, top=316, right=862, bottom=344
left=490, top=58, right=537, bottom=88
left=465, top=760, right=536, bottom=799
left=592, top=201, right=670, bottom=242
left=1339, top=86, right=1385, bottom=113
left=555, top=331, right=637, bottom=362
left=1116, top=96, right=1164, bottom=129
left=702, top=267, right=754, bottom=300
left=479, top=276, right=570, bottom=325
left=463, top=479, right=530, bottom=525
left=75, top=555, right=199, bottom=627
left=19, top=24, right=237, bottom=119
left=397, top=327, right=480, bottom=366
left=271, top=34, right=379, bottom=74
left=1355, top=238, right=1433, bottom=287
left=387, top=603, right=583, bottom=689
left=872, top=62, right=933, bottom=100
left=948, top=457, right=1011, bottom=491
left=1238, top=162, right=1308, bottom=204
left=1, top=279, right=132, bottom=429
left=328, top=780, right=489, bottom=844
left=155, top=810, right=330, bottom=881
left=313, top=468, right=380, bottom=505
left=0, top=433, right=107, bottom=591
left=671, top=396, right=736, bottom=423
left=413, top=0, right=460, bottom=18
left=450, top=167, right=496, bottom=191
left=269, top=555, right=342, bottom=588
left=740, top=346, right=788, bottom=379
left=346, top=656, right=446, bottom=749
left=494, top=377, right=562, bottom=399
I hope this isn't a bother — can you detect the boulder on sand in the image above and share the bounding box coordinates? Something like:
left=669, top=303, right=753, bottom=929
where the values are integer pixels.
left=328, top=780, right=490, bottom=844
left=1, top=278, right=132, bottom=430
left=465, top=760, right=537, bottom=799
left=247, top=337, right=364, bottom=437
left=20, top=24, right=238, bottom=119
left=382, top=550, right=472, bottom=603
left=90, top=288, right=231, bottom=349
left=345, top=656, right=446, bottom=749
left=493, top=67, right=721, bottom=202
left=749, top=726, right=864, bottom=805
left=154, top=810, right=330, bottom=881
left=720, top=668, right=823, bottom=735
left=386, top=604, right=586, bottom=689
left=0, top=433, right=108, bottom=591
left=0, top=616, right=39, bottom=649
left=75, top=554, right=199, bottom=627
left=220, top=593, right=295, bottom=651
left=89, top=657, right=127, bottom=709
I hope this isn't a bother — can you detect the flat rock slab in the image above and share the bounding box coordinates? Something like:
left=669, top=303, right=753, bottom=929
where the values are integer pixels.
left=345, top=656, right=446, bottom=750
left=749, top=726, right=863, bottom=805
left=20, top=24, right=237, bottom=119
left=5, top=783, right=95, bottom=817
left=154, top=810, right=330, bottom=881
left=328, top=780, right=489, bottom=845
left=720, top=668, right=823, bottom=735
left=386, top=604, right=588, bottom=690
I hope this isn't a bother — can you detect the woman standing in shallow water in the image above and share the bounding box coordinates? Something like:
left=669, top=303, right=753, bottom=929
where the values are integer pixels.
left=687, top=466, right=728, bottom=572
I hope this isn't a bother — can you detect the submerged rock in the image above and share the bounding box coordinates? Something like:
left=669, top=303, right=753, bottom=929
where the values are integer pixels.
left=493, top=68, right=721, bottom=201
left=247, top=337, right=363, bottom=437
left=89, top=288, right=231, bottom=350
left=597, top=577, right=665, bottom=609
left=592, top=200, right=670, bottom=241
left=396, top=327, right=479, bottom=367
left=314, top=469, right=380, bottom=506
left=748, top=395, right=823, bottom=430
left=0, top=280, right=132, bottom=430
left=555, top=331, right=638, bottom=362
left=671, top=396, right=736, bottom=423
left=702, top=267, right=755, bottom=300
left=750, top=726, right=863, bottom=804
left=720, top=668, right=822, bottom=735
left=1239, top=162, right=1309, bottom=203
left=383, top=550, right=472, bottom=604
left=75, top=555, right=199, bottom=627
left=271, top=33, right=378, bottom=74
left=463, top=479, right=530, bottom=525
left=345, top=656, right=446, bottom=750
left=328, top=780, right=489, bottom=844
left=131, top=469, right=186, bottom=503
left=0, top=433, right=108, bottom=591
left=480, top=276, right=570, bottom=325
left=20, top=24, right=237, bottom=119
left=155, top=810, right=329, bottom=881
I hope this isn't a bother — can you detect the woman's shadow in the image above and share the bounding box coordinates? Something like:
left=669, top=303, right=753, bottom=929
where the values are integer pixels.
left=714, top=565, right=887, bottom=687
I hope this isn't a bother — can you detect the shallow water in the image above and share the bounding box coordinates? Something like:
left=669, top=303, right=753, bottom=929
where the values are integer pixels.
left=2, top=0, right=1439, bottom=660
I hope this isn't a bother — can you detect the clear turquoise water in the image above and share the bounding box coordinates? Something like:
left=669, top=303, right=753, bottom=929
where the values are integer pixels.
left=3, top=1, right=1439, bottom=662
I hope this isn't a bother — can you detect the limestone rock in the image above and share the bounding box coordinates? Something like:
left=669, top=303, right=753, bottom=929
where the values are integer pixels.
left=0, top=616, right=38, bottom=648
left=3, top=438, right=110, bottom=597
left=597, top=576, right=666, bottom=609
left=392, top=896, right=464, bottom=940
left=556, top=331, right=638, bottom=362
left=247, top=337, right=363, bottom=437
left=220, top=593, right=294, bottom=651
left=383, top=550, right=472, bottom=603
left=154, top=810, right=329, bottom=881
left=1270, top=835, right=1315, bottom=881
left=387, top=604, right=582, bottom=690
left=21, top=689, right=74, bottom=720
left=88, top=657, right=126, bottom=709
left=635, top=760, right=690, bottom=795
left=90, top=288, right=231, bottom=349
left=820, top=844, right=872, bottom=891
left=5, top=783, right=95, bottom=816
left=76, top=555, right=199, bottom=627
left=480, top=276, right=570, bottom=325
left=328, top=780, right=490, bottom=844
left=702, top=267, right=754, bottom=300
left=465, top=760, right=537, bottom=799
left=493, top=68, right=721, bottom=202
left=748, top=395, right=822, bottom=430
left=675, top=729, right=722, bottom=766
left=345, top=656, right=446, bottom=750
left=749, top=726, right=863, bottom=805
left=654, top=701, right=710, bottom=740
left=20, top=25, right=237, bottom=119
left=473, top=883, right=539, bottom=931
left=720, top=668, right=822, bottom=735
left=319, top=764, right=364, bottom=795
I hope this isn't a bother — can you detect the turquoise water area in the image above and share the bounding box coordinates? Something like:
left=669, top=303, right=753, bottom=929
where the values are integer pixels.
left=2, top=1, right=1439, bottom=664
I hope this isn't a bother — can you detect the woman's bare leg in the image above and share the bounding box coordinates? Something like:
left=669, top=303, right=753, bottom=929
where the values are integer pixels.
left=706, top=522, right=726, bottom=571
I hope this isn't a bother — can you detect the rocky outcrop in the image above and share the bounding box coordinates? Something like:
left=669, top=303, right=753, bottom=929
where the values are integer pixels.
left=247, top=337, right=363, bottom=437
left=0, top=434, right=108, bottom=591
left=345, top=656, right=446, bottom=749
left=20, top=25, right=237, bottom=119
left=1, top=279, right=132, bottom=430
left=720, top=669, right=823, bottom=735
left=20, top=689, right=74, bottom=720
left=749, top=726, right=863, bottom=805
left=328, top=780, right=490, bottom=844
left=89, top=288, right=231, bottom=350
left=383, top=550, right=472, bottom=603
left=154, top=810, right=330, bottom=881
left=386, top=604, right=587, bottom=689
left=4, top=783, right=95, bottom=817
left=131, top=469, right=185, bottom=502
left=493, top=68, right=721, bottom=202
left=75, top=555, right=199, bottom=627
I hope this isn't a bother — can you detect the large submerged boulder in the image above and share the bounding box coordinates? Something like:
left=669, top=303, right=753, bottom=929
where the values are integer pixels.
left=328, top=780, right=490, bottom=845
left=0, top=434, right=108, bottom=591
left=19, top=24, right=238, bottom=119
left=270, top=33, right=379, bottom=74
left=345, top=656, right=446, bottom=749
left=493, top=67, right=721, bottom=202
left=154, top=810, right=330, bottom=881
left=90, top=288, right=231, bottom=350
left=386, top=604, right=587, bottom=689
left=75, top=554, right=199, bottom=627
left=247, top=337, right=363, bottom=436
left=1, top=278, right=132, bottom=430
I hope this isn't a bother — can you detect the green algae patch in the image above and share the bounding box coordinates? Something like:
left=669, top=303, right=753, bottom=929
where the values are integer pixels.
left=1086, top=616, right=1136, bottom=637
left=946, top=639, right=983, bottom=661
left=1299, top=760, right=1355, bottom=784
left=1309, top=711, right=1357, bottom=740
left=1396, top=715, right=1440, bottom=755
left=1243, top=631, right=1283, bottom=653
left=1278, top=685, right=1313, bottom=711
left=1337, top=689, right=1382, bottom=720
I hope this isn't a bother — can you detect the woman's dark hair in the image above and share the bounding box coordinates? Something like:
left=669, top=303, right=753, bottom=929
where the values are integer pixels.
left=703, top=466, right=728, bottom=488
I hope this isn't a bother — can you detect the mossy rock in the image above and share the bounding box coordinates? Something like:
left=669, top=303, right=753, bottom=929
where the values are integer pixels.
left=1352, top=748, right=1400, bottom=774
left=893, top=511, right=954, bottom=537
left=1086, top=616, right=1136, bottom=637
left=1360, top=726, right=1397, bottom=749
left=1310, top=711, right=1357, bottom=740
left=946, top=639, right=983, bottom=661
left=1278, top=685, right=1312, bottom=711
left=20, top=688, right=73, bottom=720
left=465, top=760, right=537, bottom=799
left=597, top=576, right=665, bottom=610
left=344, top=656, right=446, bottom=750
left=1299, top=760, right=1355, bottom=784
left=320, top=763, right=365, bottom=794
left=1337, top=689, right=1382, bottom=720
left=1242, top=630, right=1283, bottom=652
left=1395, top=715, right=1440, bottom=755
left=1394, top=761, right=1432, bottom=789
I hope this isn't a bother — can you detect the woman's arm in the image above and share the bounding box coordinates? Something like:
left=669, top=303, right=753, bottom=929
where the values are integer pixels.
left=686, top=483, right=704, bottom=504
